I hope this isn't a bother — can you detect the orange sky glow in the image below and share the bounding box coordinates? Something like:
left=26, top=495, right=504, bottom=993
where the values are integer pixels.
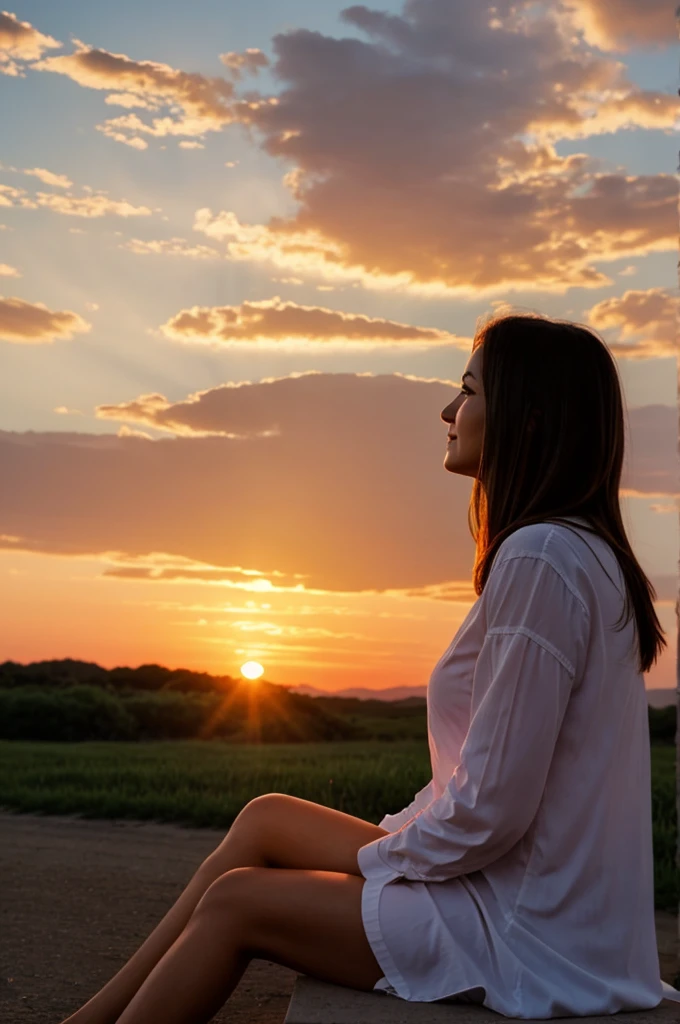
left=0, top=0, right=677, bottom=697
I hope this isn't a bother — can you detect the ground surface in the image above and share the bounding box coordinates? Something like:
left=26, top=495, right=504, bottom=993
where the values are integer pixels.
left=0, top=811, right=298, bottom=1023
left=1, top=811, right=678, bottom=1024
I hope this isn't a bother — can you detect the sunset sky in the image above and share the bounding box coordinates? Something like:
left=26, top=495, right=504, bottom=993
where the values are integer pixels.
left=1, top=0, right=677, bottom=696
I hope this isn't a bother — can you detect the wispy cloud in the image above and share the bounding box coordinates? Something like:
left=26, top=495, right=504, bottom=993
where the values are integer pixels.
left=0, top=177, right=156, bottom=218
left=562, top=0, right=675, bottom=51
left=120, top=237, right=221, bottom=259
left=0, top=296, right=91, bottom=344
left=32, top=191, right=154, bottom=218
left=24, top=167, right=73, bottom=188
left=32, top=38, right=271, bottom=148
left=219, top=47, right=270, bottom=80
left=0, top=11, right=61, bottom=77
left=0, top=182, right=36, bottom=208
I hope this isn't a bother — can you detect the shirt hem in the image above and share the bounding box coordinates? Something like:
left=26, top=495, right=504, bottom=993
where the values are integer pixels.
left=358, top=845, right=496, bottom=1008
left=359, top=863, right=413, bottom=1000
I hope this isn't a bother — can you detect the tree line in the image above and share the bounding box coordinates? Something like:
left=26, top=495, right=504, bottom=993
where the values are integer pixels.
left=0, top=659, right=673, bottom=744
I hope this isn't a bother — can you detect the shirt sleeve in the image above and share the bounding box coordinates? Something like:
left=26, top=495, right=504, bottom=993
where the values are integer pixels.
left=357, top=551, right=589, bottom=884
left=378, top=778, right=434, bottom=832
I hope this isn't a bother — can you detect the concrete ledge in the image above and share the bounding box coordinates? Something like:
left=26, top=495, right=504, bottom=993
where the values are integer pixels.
left=283, top=975, right=680, bottom=1024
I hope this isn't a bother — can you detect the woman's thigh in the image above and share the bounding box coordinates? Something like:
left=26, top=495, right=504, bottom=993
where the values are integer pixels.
left=205, top=793, right=390, bottom=878
left=200, top=865, right=385, bottom=993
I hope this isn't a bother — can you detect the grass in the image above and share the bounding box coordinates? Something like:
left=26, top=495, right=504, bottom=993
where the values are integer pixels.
left=0, top=738, right=677, bottom=912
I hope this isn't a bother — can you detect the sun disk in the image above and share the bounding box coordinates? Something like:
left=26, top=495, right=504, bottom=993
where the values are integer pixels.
left=240, top=661, right=264, bottom=680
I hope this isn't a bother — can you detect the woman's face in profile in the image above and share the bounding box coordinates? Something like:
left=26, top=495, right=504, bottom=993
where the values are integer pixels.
left=441, top=346, right=485, bottom=480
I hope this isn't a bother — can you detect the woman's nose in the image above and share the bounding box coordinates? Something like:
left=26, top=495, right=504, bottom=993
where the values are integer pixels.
left=440, top=399, right=458, bottom=423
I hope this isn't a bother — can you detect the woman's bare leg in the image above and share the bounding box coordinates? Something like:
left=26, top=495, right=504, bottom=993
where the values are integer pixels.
left=57, top=820, right=265, bottom=1024
left=58, top=795, right=387, bottom=1024
left=114, top=898, right=252, bottom=1024
left=115, top=867, right=379, bottom=1024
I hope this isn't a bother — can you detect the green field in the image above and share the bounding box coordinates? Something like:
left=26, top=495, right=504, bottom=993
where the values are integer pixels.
left=1, top=739, right=677, bottom=912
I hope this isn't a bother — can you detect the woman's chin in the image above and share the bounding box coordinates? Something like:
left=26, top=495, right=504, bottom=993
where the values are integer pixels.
left=444, top=451, right=475, bottom=478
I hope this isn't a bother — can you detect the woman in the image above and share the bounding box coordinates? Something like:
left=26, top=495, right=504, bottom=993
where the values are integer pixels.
left=60, top=311, right=677, bottom=1023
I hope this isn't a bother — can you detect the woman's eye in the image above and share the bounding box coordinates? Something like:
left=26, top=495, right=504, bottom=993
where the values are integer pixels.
left=460, top=385, right=472, bottom=397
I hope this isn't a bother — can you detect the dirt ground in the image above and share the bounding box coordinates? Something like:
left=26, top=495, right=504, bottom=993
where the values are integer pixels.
left=0, top=811, right=299, bottom=1023
left=1, top=810, right=678, bottom=1024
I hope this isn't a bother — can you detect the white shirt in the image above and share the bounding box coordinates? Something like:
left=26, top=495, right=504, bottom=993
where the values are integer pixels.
left=357, top=517, right=680, bottom=1017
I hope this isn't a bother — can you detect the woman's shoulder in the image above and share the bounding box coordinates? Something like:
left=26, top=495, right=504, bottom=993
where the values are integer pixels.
left=494, top=517, right=590, bottom=563
left=492, top=517, right=617, bottom=612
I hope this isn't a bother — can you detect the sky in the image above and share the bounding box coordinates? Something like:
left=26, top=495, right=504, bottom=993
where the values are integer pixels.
left=0, top=0, right=677, bottom=696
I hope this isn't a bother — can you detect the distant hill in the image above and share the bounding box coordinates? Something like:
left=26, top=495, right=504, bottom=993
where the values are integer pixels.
left=646, top=688, right=677, bottom=709
left=289, top=682, right=677, bottom=709
left=286, top=683, right=428, bottom=702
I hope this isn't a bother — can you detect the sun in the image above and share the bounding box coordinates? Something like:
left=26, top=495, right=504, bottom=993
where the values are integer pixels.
left=240, top=661, right=264, bottom=681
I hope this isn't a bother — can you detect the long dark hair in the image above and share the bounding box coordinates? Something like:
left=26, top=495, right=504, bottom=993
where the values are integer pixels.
left=468, top=310, right=667, bottom=676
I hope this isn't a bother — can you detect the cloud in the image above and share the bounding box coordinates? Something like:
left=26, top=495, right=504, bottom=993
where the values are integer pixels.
left=562, top=0, right=676, bottom=52
left=103, top=91, right=154, bottom=110
left=120, top=237, right=221, bottom=259
left=0, top=177, right=155, bottom=218
left=0, top=296, right=92, bottom=344
left=219, top=47, right=270, bottom=80
left=586, top=288, right=678, bottom=354
left=193, top=169, right=676, bottom=298
left=96, top=370, right=463, bottom=438
left=24, top=167, right=73, bottom=188
left=565, top=92, right=678, bottom=138
left=0, top=373, right=675, bottom=596
left=0, top=263, right=20, bottom=277
left=0, top=10, right=61, bottom=76
left=186, top=0, right=677, bottom=296
left=0, top=181, right=36, bottom=208
left=95, top=118, right=150, bottom=150
left=33, top=190, right=154, bottom=218
left=17, top=4, right=675, bottom=298
left=150, top=295, right=458, bottom=351
left=97, top=287, right=677, bottom=435
left=102, top=556, right=295, bottom=588
left=116, top=424, right=155, bottom=440
left=32, top=38, right=269, bottom=147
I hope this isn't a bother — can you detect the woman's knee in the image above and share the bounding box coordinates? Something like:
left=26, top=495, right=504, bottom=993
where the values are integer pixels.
left=240, top=792, right=292, bottom=821
left=195, top=866, right=258, bottom=918
left=201, top=794, right=289, bottom=875
left=228, top=793, right=292, bottom=846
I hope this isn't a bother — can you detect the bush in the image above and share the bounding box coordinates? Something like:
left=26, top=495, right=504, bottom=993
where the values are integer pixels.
left=119, top=691, right=213, bottom=739
left=648, top=705, right=676, bottom=745
left=0, top=685, right=137, bottom=741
